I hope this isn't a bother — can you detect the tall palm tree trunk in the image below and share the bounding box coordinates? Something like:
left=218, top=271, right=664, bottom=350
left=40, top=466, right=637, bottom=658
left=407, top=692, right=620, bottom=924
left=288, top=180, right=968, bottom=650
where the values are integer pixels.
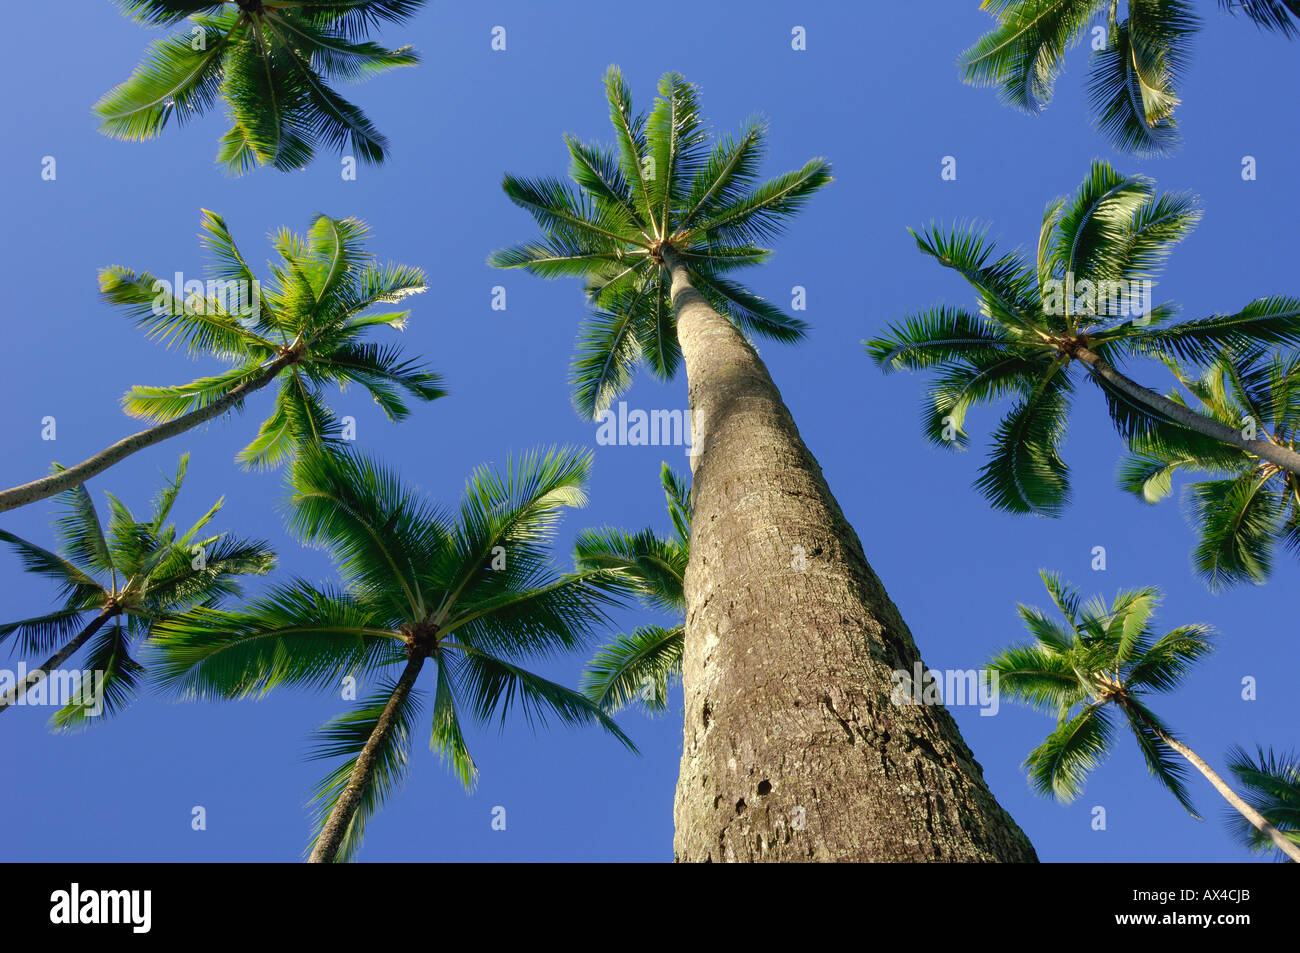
left=0, top=606, right=117, bottom=713
left=309, top=652, right=425, bottom=863
left=662, top=247, right=1037, bottom=862
left=0, top=358, right=290, bottom=515
left=1137, top=714, right=1300, bottom=862
left=1078, top=346, right=1300, bottom=475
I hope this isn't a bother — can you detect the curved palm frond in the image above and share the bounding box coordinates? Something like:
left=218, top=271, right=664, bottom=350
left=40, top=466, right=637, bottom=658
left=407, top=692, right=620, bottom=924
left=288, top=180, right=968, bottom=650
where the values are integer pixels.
left=582, top=625, right=684, bottom=714
left=1219, top=0, right=1300, bottom=36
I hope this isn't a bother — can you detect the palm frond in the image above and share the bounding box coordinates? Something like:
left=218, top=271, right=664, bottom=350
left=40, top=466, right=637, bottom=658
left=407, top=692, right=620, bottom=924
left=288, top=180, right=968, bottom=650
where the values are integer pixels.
left=455, top=647, right=636, bottom=753
left=1025, top=702, right=1115, bottom=802
left=974, top=368, right=1073, bottom=515
left=151, top=581, right=398, bottom=699
left=1218, top=0, right=1300, bottom=36
left=582, top=625, right=684, bottom=714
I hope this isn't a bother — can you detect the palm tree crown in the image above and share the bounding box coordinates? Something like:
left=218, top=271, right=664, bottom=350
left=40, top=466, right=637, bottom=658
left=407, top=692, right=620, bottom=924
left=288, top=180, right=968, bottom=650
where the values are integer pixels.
left=100, top=209, right=444, bottom=470
left=0, top=454, right=274, bottom=728
left=153, top=445, right=634, bottom=862
left=97, top=0, right=425, bottom=173
left=988, top=570, right=1212, bottom=813
left=1119, top=350, right=1300, bottom=590
left=578, top=463, right=689, bottom=713
left=490, top=66, right=831, bottom=418
left=866, top=159, right=1300, bottom=516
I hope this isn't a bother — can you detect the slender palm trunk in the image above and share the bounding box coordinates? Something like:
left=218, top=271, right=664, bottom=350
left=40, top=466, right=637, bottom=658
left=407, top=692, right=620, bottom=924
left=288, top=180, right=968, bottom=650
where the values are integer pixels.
left=308, top=652, right=425, bottom=863
left=0, top=358, right=290, bottom=514
left=0, top=606, right=117, bottom=713
left=1077, top=346, right=1300, bottom=475
left=1135, top=712, right=1300, bottom=862
left=662, top=247, right=1037, bottom=862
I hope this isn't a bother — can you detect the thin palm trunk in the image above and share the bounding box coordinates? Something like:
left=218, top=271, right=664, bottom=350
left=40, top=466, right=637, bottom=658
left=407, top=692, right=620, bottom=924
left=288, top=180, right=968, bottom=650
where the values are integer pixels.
left=0, top=357, right=290, bottom=514
left=0, top=606, right=117, bottom=713
left=1133, top=709, right=1300, bottom=862
left=662, top=247, right=1037, bottom=862
left=1078, top=346, right=1300, bottom=475
left=308, top=651, right=425, bottom=863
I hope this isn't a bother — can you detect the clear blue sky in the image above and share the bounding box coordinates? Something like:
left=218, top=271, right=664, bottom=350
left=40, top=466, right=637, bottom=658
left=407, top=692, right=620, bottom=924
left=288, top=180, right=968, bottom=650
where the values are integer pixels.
left=1, top=2, right=1296, bottom=862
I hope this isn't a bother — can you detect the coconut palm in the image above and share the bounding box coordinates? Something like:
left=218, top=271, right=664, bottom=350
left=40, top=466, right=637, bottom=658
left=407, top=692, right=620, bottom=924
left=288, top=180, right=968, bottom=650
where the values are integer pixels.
left=866, top=160, right=1300, bottom=517
left=97, top=0, right=425, bottom=173
left=152, top=444, right=634, bottom=863
left=1225, top=745, right=1300, bottom=861
left=578, top=463, right=688, bottom=714
left=0, top=454, right=274, bottom=728
left=989, top=571, right=1300, bottom=862
left=1119, top=350, right=1300, bottom=591
left=0, top=210, right=443, bottom=515
left=491, top=66, right=1037, bottom=862
left=961, top=1, right=1298, bottom=156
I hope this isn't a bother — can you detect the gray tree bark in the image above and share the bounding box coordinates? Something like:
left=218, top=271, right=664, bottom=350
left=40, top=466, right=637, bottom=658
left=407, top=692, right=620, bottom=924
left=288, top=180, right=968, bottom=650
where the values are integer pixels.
left=663, top=247, right=1037, bottom=862
left=308, top=652, right=425, bottom=863
left=1077, top=346, right=1300, bottom=475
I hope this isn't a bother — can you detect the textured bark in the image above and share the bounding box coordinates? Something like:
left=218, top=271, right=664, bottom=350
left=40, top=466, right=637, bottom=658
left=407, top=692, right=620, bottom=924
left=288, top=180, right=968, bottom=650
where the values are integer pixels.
left=1077, top=347, right=1300, bottom=475
left=0, top=357, right=290, bottom=514
left=308, top=652, right=425, bottom=864
left=0, top=606, right=117, bottom=713
left=664, top=247, right=1037, bottom=862
left=1147, top=721, right=1300, bottom=862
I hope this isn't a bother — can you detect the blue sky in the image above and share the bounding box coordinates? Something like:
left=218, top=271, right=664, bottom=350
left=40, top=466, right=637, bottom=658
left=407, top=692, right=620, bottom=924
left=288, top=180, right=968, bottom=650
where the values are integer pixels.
left=1, top=1, right=1297, bottom=862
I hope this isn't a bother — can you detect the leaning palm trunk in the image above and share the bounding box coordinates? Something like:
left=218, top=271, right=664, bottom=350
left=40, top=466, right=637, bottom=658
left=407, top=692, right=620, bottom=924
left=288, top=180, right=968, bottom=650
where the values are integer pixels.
left=663, top=248, right=1037, bottom=861
left=309, top=653, right=426, bottom=863
left=0, top=358, right=288, bottom=515
left=1078, top=346, right=1300, bottom=475
left=0, top=606, right=117, bottom=713
left=1136, top=715, right=1300, bottom=862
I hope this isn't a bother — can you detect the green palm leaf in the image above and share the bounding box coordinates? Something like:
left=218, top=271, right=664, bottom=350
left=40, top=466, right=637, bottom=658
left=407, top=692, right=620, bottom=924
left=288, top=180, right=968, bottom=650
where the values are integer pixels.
left=582, top=625, right=684, bottom=714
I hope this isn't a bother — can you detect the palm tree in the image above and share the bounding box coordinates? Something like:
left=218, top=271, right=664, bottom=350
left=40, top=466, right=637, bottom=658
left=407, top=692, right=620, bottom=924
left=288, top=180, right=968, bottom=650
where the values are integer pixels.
left=1119, top=350, right=1300, bottom=591
left=97, top=0, right=425, bottom=173
left=961, top=1, right=1298, bottom=156
left=1225, top=745, right=1300, bottom=861
left=578, top=463, right=688, bottom=714
left=866, top=160, right=1300, bottom=517
left=491, top=66, right=1037, bottom=862
left=989, top=571, right=1300, bottom=862
left=0, top=210, right=443, bottom=515
left=0, top=454, right=274, bottom=727
left=152, top=445, right=635, bottom=863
